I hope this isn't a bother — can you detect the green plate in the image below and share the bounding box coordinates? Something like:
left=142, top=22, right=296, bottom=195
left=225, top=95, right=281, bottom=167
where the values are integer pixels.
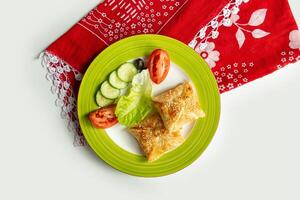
left=78, top=34, right=220, bottom=177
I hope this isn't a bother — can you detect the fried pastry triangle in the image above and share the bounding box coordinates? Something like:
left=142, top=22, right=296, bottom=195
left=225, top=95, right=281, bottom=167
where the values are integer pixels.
left=128, top=113, right=184, bottom=162
left=152, top=82, right=205, bottom=132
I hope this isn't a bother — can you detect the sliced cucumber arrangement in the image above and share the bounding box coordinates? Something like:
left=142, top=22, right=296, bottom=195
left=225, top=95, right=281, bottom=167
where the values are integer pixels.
left=95, top=90, right=114, bottom=107
left=95, top=59, right=144, bottom=107
left=117, top=63, right=138, bottom=82
left=109, top=71, right=128, bottom=89
left=100, top=81, right=120, bottom=99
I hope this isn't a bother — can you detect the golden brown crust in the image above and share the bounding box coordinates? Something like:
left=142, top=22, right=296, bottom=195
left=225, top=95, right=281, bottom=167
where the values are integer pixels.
left=153, top=82, right=205, bottom=132
left=128, top=113, right=184, bottom=162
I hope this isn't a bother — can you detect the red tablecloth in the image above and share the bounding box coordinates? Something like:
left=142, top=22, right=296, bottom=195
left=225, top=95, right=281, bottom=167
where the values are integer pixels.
left=41, top=0, right=300, bottom=145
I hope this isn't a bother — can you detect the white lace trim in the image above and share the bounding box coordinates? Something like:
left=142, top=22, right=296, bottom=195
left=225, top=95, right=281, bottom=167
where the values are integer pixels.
left=41, top=52, right=86, bottom=146
left=189, top=0, right=249, bottom=50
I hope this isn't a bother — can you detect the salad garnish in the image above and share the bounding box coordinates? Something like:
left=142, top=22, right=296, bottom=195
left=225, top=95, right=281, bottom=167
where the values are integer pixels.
left=115, top=70, right=153, bottom=127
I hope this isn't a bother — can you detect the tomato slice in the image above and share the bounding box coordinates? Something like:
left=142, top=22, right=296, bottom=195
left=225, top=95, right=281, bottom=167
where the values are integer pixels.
left=88, top=105, right=118, bottom=129
left=147, top=49, right=170, bottom=84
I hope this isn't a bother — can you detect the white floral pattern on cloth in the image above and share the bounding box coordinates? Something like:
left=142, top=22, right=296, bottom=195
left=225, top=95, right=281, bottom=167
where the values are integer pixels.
left=41, top=52, right=86, bottom=146
left=189, top=0, right=249, bottom=67
left=195, top=42, right=220, bottom=68
left=289, top=30, right=300, bottom=50
left=78, top=0, right=187, bottom=45
left=215, top=48, right=300, bottom=93
left=189, top=0, right=271, bottom=68
left=277, top=49, right=300, bottom=69
left=213, top=62, right=253, bottom=92
left=230, top=9, right=270, bottom=48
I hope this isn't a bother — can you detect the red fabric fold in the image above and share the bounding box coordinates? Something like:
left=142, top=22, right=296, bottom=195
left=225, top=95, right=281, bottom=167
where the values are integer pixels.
left=47, top=0, right=300, bottom=93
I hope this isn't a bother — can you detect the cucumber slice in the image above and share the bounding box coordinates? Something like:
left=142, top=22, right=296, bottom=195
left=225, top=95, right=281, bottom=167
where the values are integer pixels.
left=100, top=81, right=120, bottom=99
left=95, top=90, right=114, bottom=107
left=117, top=63, right=138, bottom=82
left=109, top=71, right=128, bottom=89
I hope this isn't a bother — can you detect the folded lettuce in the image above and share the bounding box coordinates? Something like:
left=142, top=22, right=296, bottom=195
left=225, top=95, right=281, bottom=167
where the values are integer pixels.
left=115, top=70, right=153, bottom=127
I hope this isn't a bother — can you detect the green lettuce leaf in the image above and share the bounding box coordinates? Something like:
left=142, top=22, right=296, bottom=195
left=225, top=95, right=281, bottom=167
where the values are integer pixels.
left=115, top=70, right=153, bottom=127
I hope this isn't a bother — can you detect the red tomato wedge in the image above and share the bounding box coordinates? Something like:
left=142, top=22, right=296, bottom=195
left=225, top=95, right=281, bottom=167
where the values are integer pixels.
left=147, top=49, right=170, bottom=84
left=88, top=105, right=118, bottom=129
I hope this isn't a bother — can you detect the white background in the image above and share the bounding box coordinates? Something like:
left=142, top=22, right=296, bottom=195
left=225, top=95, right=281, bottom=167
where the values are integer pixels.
left=1, top=0, right=299, bottom=199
